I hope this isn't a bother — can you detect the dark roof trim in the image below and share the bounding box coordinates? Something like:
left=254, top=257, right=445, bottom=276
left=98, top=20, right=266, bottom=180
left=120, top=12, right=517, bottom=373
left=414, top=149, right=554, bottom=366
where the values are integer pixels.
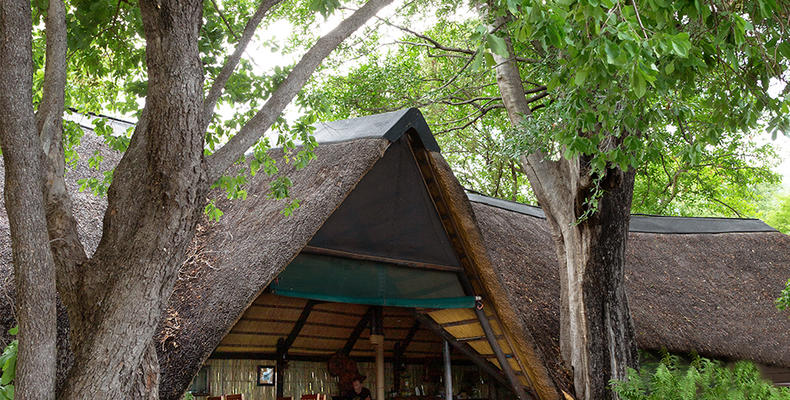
left=312, top=108, right=440, bottom=152
left=466, top=193, right=778, bottom=234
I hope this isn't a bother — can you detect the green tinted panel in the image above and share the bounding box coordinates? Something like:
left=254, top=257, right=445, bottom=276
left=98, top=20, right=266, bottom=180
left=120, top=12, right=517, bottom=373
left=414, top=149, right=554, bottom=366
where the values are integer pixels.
left=270, top=254, right=471, bottom=308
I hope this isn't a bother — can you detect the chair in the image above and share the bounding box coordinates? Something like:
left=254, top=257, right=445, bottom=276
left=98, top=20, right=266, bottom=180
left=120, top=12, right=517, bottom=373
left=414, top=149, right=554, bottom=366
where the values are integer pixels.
left=207, top=397, right=224, bottom=400
left=226, top=395, right=244, bottom=400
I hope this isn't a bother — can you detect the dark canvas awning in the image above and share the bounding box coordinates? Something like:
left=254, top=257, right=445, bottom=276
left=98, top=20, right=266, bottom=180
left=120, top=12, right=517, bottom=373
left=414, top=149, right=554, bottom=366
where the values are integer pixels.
left=270, top=253, right=475, bottom=308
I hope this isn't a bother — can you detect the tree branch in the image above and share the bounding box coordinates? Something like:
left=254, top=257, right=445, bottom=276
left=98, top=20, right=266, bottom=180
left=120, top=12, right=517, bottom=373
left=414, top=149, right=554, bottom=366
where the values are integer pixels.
left=488, top=14, right=572, bottom=222
left=202, top=0, right=284, bottom=131
left=209, top=0, right=240, bottom=40
left=206, top=0, right=394, bottom=182
left=36, top=0, right=89, bottom=310
left=381, top=17, right=539, bottom=63
left=0, top=1, right=59, bottom=398
left=711, top=197, right=742, bottom=217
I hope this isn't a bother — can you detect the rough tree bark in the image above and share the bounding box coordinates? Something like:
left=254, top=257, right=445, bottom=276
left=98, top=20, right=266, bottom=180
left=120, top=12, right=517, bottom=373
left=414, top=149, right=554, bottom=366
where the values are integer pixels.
left=491, top=24, right=638, bottom=400
left=0, top=0, right=395, bottom=398
left=0, top=1, right=58, bottom=399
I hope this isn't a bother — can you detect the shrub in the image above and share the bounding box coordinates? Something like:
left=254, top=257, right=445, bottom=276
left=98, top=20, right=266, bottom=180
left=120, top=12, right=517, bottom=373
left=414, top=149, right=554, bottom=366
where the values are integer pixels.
left=0, top=326, right=17, bottom=400
left=610, top=353, right=790, bottom=400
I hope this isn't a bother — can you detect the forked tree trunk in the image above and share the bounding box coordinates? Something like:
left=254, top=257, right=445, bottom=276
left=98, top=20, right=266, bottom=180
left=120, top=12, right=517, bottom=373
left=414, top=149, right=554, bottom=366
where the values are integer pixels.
left=490, top=24, right=638, bottom=400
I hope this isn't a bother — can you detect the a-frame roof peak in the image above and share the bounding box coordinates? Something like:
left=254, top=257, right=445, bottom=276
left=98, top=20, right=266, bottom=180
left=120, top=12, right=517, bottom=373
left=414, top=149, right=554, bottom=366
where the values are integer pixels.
left=312, top=108, right=439, bottom=152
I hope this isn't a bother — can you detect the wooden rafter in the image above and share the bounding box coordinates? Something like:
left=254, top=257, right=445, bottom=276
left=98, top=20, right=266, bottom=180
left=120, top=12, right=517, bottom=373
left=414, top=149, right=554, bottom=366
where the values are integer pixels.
left=394, top=320, right=421, bottom=360
left=277, top=299, right=318, bottom=356
left=414, top=313, right=512, bottom=390
left=342, top=307, right=373, bottom=354
left=302, top=245, right=462, bottom=272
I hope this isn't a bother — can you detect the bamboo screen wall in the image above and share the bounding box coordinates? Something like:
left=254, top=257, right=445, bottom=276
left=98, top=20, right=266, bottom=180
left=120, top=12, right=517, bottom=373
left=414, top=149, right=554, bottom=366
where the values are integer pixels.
left=193, top=359, right=505, bottom=400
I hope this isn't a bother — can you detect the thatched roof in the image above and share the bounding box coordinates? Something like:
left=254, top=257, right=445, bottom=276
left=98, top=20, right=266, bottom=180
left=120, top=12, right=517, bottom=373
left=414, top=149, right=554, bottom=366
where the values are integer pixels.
left=157, top=138, right=390, bottom=398
left=470, top=195, right=790, bottom=393
left=0, top=109, right=787, bottom=400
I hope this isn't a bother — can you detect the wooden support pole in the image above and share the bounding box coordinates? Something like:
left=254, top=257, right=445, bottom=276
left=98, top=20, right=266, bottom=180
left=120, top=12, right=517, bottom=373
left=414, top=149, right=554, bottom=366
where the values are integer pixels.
left=276, top=352, right=286, bottom=399
left=474, top=307, right=529, bottom=400
left=443, top=340, right=452, bottom=400
left=374, top=335, right=385, bottom=400
left=371, top=307, right=385, bottom=400
left=393, top=343, right=402, bottom=393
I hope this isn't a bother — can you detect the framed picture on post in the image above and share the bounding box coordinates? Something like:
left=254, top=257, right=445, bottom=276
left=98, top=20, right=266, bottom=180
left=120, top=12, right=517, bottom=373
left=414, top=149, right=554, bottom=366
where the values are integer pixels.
left=257, top=365, right=276, bottom=386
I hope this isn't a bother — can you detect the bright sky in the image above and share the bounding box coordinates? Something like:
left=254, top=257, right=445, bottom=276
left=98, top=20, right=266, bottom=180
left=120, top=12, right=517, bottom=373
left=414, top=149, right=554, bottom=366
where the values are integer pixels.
left=764, top=82, right=790, bottom=190
left=763, top=132, right=790, bottom=190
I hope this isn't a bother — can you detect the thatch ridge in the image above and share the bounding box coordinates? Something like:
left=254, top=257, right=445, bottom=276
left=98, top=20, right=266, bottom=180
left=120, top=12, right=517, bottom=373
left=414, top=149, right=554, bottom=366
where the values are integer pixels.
left=470, top=200, right=790, bottom=379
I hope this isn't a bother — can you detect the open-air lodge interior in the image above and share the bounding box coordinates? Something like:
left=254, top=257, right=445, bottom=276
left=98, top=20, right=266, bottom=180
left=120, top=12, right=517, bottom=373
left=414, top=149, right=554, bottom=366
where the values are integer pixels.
left=0, top=109, right=789, bottom=400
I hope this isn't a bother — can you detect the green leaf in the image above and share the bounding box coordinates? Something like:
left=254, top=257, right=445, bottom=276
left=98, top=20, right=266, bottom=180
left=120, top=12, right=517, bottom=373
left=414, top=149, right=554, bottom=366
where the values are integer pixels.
left=670, top=32, right=691, bottom=57
left=664, top=60, right=675, bottom=74
left=470, top=50, right=484, bottom=71
left=486, top=34, right=508, bottom=57
left=778, top=42, right=790, bottom=59
left=631, top=70, right=646, bottom=98
left=604, top=41, right=620, bottom=64
left=484, top=52, right=496, bottom=67
left=575, top=69, right=589, bottom=86
left=0, top=358, right=15, bottom=385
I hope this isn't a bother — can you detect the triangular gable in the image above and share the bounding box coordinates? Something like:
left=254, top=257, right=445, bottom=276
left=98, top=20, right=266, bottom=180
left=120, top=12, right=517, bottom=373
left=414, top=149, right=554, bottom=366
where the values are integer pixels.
left=308, top=138, right=460, bottom=267
left=269, top=137, right=470, bottom=309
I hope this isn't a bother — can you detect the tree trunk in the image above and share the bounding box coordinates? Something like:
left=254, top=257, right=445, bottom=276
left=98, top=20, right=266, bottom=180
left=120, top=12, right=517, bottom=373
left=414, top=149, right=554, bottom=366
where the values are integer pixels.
left=546, top=166, right=638, bottom=399
left=490, top=23, right=638, bottom=400
left=0, top=1, right=58, bottom=399
left=57, top=0, right=207, bottom=397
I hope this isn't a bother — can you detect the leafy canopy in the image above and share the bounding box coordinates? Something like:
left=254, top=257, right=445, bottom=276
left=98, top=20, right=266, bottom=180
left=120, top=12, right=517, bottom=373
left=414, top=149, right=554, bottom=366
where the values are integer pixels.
left=305, top=0, right=787, bottom=217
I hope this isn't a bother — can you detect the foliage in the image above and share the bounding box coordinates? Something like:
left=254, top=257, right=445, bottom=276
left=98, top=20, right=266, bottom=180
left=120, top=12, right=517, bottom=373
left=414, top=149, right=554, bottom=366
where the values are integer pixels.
left=777, top=278, right=790, bottom=312
left=306, top=1, right=786, bottom=217
left=494, top=0, right=788, bottom=218
left=765, top=192, right=790, bottom=233
left=0, top=326, right=18, bottom=400
left=610, top=353, right=790, bottom=399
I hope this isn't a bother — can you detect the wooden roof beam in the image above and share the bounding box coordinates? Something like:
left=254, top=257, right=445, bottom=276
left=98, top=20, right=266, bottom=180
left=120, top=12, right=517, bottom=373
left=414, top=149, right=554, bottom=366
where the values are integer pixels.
left=277, top=299, right=318, bottom=356
left=474, top=307, right=532, bottom=400
left=342, top=307, right=373, bottom=354
left=302, top=245, right=462, bottom=272
left=414, top=313, right=512, bottom=391
left=394, top=320, right=421, bottom=360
